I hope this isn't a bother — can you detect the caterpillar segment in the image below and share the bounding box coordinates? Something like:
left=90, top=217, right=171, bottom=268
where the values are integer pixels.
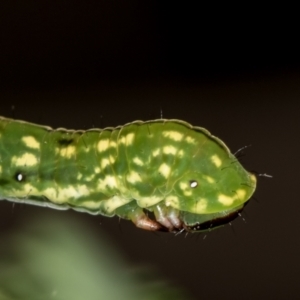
left=0, top=117, right=257, bottom=233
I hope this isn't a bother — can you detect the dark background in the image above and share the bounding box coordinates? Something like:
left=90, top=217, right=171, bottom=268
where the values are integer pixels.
left=0, top=2, right=299, bottom=299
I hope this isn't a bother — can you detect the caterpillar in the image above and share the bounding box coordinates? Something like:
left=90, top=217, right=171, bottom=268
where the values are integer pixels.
left=0, top=116, right=256, bottom=233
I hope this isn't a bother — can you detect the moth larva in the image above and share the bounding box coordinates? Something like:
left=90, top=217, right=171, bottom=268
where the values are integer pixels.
left=0, top=116, right=256, bottom=232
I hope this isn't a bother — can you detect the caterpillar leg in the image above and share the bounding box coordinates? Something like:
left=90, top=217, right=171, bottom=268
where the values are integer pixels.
left=153, top=204, right=183, bottom=232
left=127, top=207, right=165, bottom=231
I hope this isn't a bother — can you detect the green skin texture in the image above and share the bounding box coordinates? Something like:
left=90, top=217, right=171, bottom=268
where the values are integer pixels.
left=0, top=117, right=256, bottom=232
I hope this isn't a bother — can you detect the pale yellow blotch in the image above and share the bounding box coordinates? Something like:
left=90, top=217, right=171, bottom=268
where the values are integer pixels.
left=98, top=175, right=118, bottom=190
left=60, top=145, right=76, bottom=158
left=133, top=157, right=144, bottom=166
left=186, top=136, right=196, bottom=144
left=81, top=200, right=101, bottom=210
left=126, top=133, right=135, bottom=145
left=97, top=139, right=109, bottom=152
left=178, top=150, right=184, bottom=158
left=235, top=189, right=246, bottom=200
left=183, top=190, right=192, bottom=196
left=179, top=181, right=194, bottom=196
left=127, top=171, right=142, bottom=183
left=165, top=195, right=180, bottom=208
left=109, top=155, right=116, bottom=164
left=12, top=153, right=38, bottom=166
left=179, top=182, right=188, bottom=190
left=159, top=163, right=171, bottom=178
left=119, top=136, right=126, bottom=144
left=110, top=141, right=117, bottom=148
left=103, top=196, right=130, bottom=213
left=22, top=136, right=40, bottom=149
left=194, top=198, right=208, bottom=213
left=85, top=174, right=95, bottom=182
left=94, top=167, right=100, bottom=173
left=203, top=175, right=215, bottom=183
left=162, top=131, right=183, bottom=141
left=101, top=158, right=110, bottom=169
left=0, top=165, right=2, bottom=174
left=77, top=173, right=83, bottom=180
left=152, top=148, right=160, bottom=157
left=163, top=145, right=177, bottom=155
left=218, top=194, right=234, bottom=206
left=137, top=196, right=163, bottom=208
left=210, top=154, right=222, bottom=168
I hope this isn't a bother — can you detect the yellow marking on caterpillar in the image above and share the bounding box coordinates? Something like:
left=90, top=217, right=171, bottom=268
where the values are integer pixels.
left=158, top=163, right=171, bottom=178
left=0, top=165, right=2, bottom=174
left=162, top=131, right=183, bottom=141
left=163, top=145, right=177, bottom=155
left=22, top=136, right=40, bottom=149
left=127, top=171, right=142, bottom=183
left=235, top=189, right=246, bottom=200
left=104, top=196, right=130, bottom=214
left=210, top=154, right=222, bottom=167
left=101, top=158, right=110, bottom=169
left=94, top=167, right=100, bottom=173
left=109, top=155, right=116, bottom=164
left=59, top=145, right=76, bottom=158
left=152, top=148, right=160, bottom=157
left=178, top=150, right=184, bottom=157
left=195, top=198, right=208, bottom=213
left=218, top=194, right=234, bottom=206
left=203, top=175, right=215, bottom=183
left=165, top=195, right=180, bottom=208
left=109, top=141, right=117, bottom=148
left=186, top=136, right=196, bottom=144
left=12, top=153, right=38, bottom=166
left=133, top=157, right=144, bottom=166
left=77, top=173, right=83, bottom=180
left=126, top=133, right=135, bottom=145
left=138, top=196, right=163, bottom=207
left=98, top=175, right=118, bottom=190
left=97, top=139, right=109, bottom=152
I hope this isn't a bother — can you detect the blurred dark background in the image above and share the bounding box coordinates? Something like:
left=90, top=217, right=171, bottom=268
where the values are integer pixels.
left=0, top=2, right=299, bottom=299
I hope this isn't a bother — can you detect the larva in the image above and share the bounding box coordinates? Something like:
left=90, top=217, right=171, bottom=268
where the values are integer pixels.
left=0, top=116, right=256, bottom=232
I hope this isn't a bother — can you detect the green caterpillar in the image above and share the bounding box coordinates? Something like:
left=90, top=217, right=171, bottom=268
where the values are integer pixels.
left=0, top=116, right=256, bottom=233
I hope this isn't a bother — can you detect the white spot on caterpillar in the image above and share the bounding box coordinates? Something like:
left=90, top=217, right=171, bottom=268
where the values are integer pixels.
left=210, top=154, right=222, bottom=167
left=218, top=194, right=234, bottom=206
left=127, top=171, right=142, bottom=183
left=12, top=153, right=38, bottom=166
left=152, top=148, right=160, bottom=157
left=22, top=136, right=40, bottom=149
left=97, top=139, right=109, bottom=152
left=158, top=163, right=171, bottom=178
left=133, top=157, right=144, bottom=166
left=163, top=145, right=177, bottom=155
left=162, top=131, right=183, bottom=141
left=59, top=146, right=76, bottom=158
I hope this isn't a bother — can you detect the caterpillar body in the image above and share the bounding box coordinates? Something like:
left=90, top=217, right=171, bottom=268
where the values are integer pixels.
left=0, top=116, right=256, bottom=232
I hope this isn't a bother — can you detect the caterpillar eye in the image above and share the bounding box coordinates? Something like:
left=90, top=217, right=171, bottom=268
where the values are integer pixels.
left=189, top=180, right=198, bottom=188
